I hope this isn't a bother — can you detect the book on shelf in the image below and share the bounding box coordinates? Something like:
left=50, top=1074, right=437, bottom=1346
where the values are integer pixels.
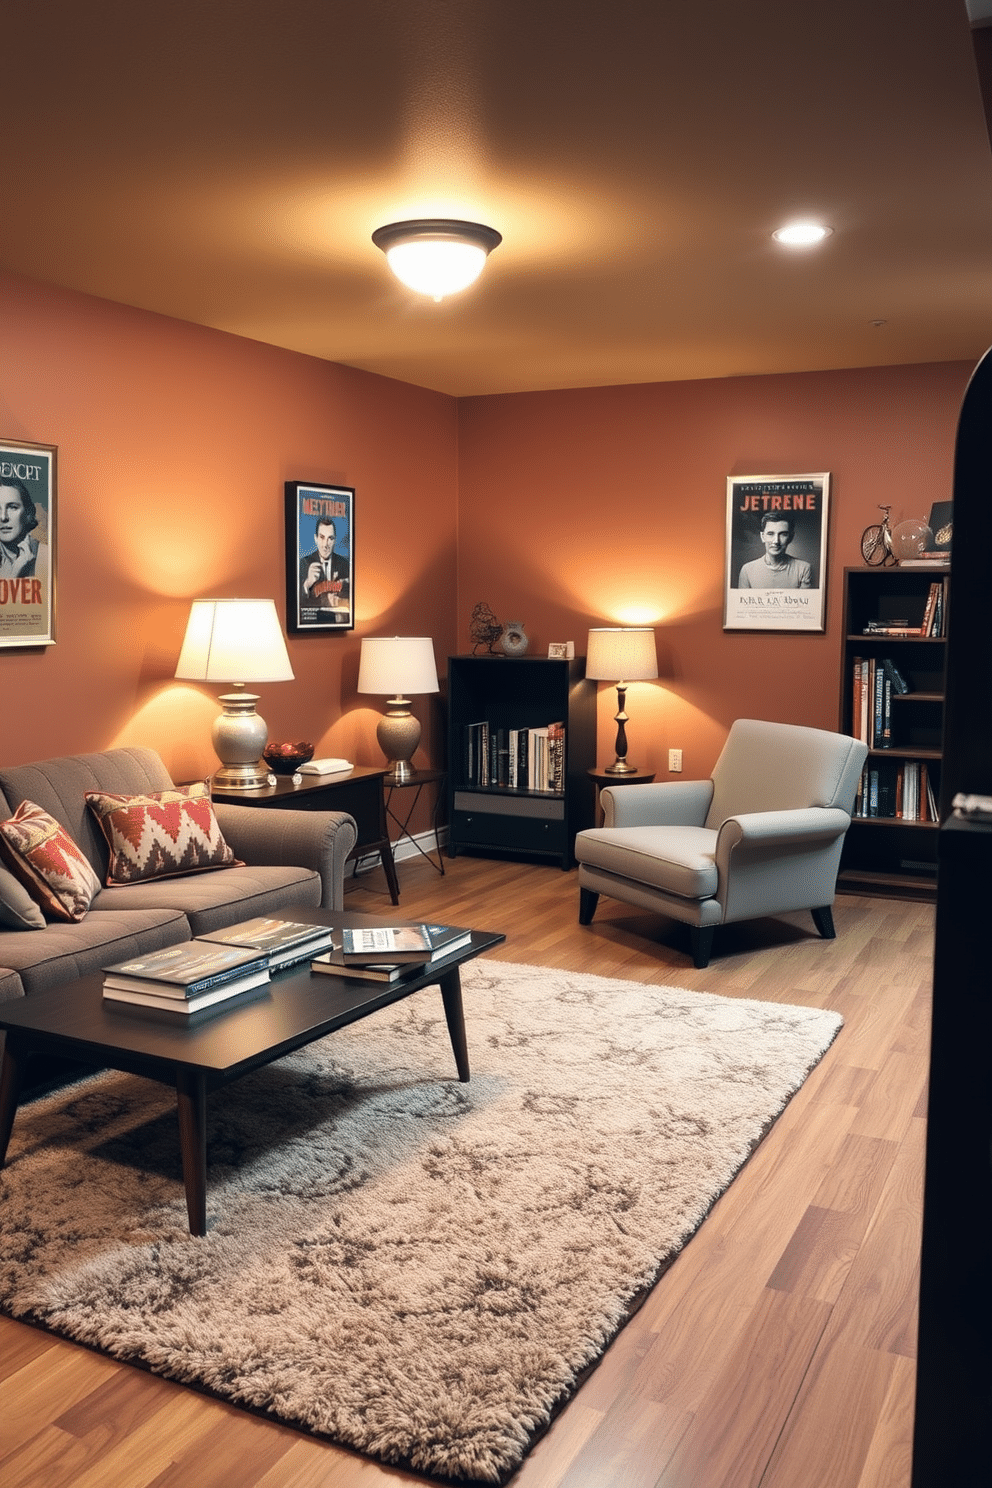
left=103, top=973, right=271, bottom=1014
left=462, top=719, right=565, bottom=792
left=102, top=940, right=271, bottom=1000
left=853, top=760, right=937, bottom=822
left=197, top=917, right=333, bottom=966
left=313, top=922, right=473, bottom=979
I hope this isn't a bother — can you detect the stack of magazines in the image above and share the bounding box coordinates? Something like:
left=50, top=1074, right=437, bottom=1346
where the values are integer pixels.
left=102, top=918, right=333, bottom=1015
left=312, top=922, right=472, bottom=984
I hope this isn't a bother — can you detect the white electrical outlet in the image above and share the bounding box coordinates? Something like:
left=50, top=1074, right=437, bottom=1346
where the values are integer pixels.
left=669, top=748, right=683, bottom=773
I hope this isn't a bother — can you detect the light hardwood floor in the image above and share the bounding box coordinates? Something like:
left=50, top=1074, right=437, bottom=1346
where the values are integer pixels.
left=0, top=852, right=932, bottom=1488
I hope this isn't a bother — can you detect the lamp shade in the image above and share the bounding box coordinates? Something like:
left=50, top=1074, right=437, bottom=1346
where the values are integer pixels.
left=585, top=627, right=658, bottom=682
left=357, top=637, right=439, bottom=697
left=175, top=599, right=294, bottom=684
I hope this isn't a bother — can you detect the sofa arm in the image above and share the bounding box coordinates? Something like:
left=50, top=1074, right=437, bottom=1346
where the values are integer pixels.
left=603, top=779, right=713, bottom=829
left=213, top=804, right=358, bottom=911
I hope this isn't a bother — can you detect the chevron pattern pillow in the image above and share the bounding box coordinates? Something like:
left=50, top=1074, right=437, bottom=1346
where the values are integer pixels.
left=85, top=781, right=242, bottom=885
left=0, top=801, right=102, bottom=922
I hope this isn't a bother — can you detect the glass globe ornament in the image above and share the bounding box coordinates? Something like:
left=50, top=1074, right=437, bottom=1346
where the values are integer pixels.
left=891, top=519, right=934, bottom=563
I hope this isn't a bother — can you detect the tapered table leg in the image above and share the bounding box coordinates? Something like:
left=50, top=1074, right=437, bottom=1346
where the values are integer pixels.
left=0, top=1038, right=27, bottom=1167
left=439, top=969, right=470, bottom=1082
left=175, top=1067, right=208, bottom=1236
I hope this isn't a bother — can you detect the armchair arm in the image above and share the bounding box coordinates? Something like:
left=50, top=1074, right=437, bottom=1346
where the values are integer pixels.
left=715, top=806, right=852, bottom=854
left=603, top=779, right=713, bottom=829
left=213, top=803, right=358, bottom=911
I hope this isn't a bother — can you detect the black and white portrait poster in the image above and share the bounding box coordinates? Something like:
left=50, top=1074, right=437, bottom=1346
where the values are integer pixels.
left=0, top=439, right=56, bottom=648
left=724, top=472, right=830, bottom=632
left=285, top=481, right=355, bottom=634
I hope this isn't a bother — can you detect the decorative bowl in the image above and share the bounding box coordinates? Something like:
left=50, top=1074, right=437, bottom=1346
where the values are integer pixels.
left=263, top=741, right=315, bottom=775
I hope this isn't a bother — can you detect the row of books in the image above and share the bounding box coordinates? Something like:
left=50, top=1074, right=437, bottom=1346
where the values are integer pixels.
left=463, top=720, right=565, bottom=792
left=851, top=656, right=909, bottom=749
left=101, top=919, right=474, bottom=1011
left=854, top=760, right=938, bottom=821
left=861, top=578, right=948, bottom=638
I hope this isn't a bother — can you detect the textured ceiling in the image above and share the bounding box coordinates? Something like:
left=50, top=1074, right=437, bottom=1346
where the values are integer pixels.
left=5, top=1, right=992, bottom=396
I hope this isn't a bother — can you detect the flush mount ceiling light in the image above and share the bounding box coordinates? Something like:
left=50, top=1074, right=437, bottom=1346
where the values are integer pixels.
left=772, top=222, right=833, bottom=247
left=371, top=219, right=502, bottom=301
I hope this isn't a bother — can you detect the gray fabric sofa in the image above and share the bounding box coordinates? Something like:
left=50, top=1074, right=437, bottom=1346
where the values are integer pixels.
left=0, top=746, right=358, bottom=1002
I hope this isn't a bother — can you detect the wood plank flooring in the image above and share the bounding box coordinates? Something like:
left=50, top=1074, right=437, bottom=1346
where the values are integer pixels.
left=0, top=853, right=932, bottom=1487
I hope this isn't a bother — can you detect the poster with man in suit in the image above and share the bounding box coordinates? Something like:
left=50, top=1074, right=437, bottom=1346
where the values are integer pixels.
left=285, top=481, right=354, bottom=633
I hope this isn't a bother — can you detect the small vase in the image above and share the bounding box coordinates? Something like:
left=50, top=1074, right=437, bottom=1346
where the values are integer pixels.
left=500, top=622, right=529, bottom=656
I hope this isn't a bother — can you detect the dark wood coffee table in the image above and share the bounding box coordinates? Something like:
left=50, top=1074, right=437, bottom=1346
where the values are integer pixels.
left=0, top=910, right=504, bottom=1236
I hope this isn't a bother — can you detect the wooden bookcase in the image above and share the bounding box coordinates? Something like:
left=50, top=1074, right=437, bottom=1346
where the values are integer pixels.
left=446, top=655, right=596, bottom=869
left=837, top=565, right=949, bottom=900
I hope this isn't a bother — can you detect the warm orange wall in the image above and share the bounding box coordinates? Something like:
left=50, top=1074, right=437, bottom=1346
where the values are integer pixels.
left=0, top=272, right=457, bottom=785
left=456, top=362, right=973, bottom=780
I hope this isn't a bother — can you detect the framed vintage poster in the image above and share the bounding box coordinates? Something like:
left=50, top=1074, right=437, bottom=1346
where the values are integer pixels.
left=0, top=438, right=56, bottom=648
left=285, top=481, right=354, bottom=634
left=724, top=472, right=830, bottom=632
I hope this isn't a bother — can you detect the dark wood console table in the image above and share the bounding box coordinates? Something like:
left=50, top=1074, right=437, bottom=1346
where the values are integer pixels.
left=211, top=766, right=400, bottom=904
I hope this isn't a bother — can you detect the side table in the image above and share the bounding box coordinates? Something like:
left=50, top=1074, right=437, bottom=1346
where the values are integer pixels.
left=384, top=769, right=446, bottom=876
left=587, top=766, right=656, bottom=825
left=211, top=766, right=400, bottom=904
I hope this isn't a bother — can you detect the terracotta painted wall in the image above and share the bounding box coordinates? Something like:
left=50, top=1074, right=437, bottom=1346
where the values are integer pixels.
left=456, top=362, right=974, bottom=780
left=0, top=272, right=457, bottom=796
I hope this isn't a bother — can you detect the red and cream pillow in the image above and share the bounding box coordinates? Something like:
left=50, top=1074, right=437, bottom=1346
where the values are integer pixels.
left=85, top=781, right=242, bottom=885
left=0, top=801, right=101, bottom=922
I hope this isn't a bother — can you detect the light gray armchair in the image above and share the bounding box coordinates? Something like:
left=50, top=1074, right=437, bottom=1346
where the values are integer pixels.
left=575, top=718, right=868, bottom=968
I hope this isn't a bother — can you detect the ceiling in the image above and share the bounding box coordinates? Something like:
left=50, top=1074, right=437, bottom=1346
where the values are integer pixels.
left=5, top=1, right=992, bottom=397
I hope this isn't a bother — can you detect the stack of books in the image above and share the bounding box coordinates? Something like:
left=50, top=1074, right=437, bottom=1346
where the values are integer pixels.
left=102, top=940, right=272, bottom=1015
left=197, top=916, right=333, bottom=967
left=312, top=922, right=473, bottom=984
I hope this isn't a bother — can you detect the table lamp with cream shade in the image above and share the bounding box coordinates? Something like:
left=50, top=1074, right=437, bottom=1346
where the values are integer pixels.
left=175, top=598, right=295, bottom=789
left=358, top=636, right=440, bottom=784
left=585, top=626, right=659, bottom=775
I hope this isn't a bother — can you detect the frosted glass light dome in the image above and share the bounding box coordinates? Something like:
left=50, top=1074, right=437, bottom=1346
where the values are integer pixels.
left=892, top=519, right=934, bottom=562
left=372, top=220, right=502, bottom=301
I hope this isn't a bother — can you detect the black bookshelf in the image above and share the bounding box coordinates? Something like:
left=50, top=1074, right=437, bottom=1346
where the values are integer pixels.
left=446, top=655, right=596, bottom=869
left=837, top=565, right=949, bottom=900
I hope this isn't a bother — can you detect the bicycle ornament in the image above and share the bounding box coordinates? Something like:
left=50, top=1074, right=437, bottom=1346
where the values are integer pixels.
left=861, top=505, right=897, bottom=566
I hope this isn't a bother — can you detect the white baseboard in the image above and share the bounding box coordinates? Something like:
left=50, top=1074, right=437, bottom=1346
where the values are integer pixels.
left=351, top=825, right=448, bottom=875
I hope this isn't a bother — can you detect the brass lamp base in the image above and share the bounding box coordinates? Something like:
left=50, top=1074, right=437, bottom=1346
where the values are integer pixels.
left=211, top=690, right=271, bottom=790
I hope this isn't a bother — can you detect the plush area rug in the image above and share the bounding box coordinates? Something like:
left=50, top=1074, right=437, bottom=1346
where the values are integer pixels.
left=0, top=961, right=842, bottom=1483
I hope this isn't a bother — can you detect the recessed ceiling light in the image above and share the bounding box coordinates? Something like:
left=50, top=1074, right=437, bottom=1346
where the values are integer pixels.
left=772, top=222, right=833, bottom=247
left=372, top=219, right=502, bottom=301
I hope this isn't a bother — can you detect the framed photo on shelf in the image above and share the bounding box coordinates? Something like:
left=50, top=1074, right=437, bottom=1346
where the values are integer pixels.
left=285, top=481, right=354, bottom=634
left=0, top=438, right=56, bottom=648
left=724, top=471, right=830, bottom=632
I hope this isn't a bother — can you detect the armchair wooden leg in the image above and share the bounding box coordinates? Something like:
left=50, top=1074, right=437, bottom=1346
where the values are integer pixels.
left=690, top=926, right=715, bottom=969
left=811, top=905, right=836, bottom=939
left=579, top=887, right=599, bottom=925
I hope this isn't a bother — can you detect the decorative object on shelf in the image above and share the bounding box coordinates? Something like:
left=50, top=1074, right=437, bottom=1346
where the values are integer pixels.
left=585, top=626, right=658, bottom=775
left=725, top=472, right=830, bottom=632
left=469, top=601, right=503, bottom=654
left=927, top=500, right=953, bottom=553
left=262, top=741, right=315, bottom=781
left=499, top=621, right=529, bottom=656
left=371, top=219, right=502, bottom=301
left=891, top=518, right=934, bottom=563
left=0, top=436, right=56, bottom=649
left=358, top=636, right=439, bottom=785
left=860, top=504, right=897, bottom=567
left=175, top=598, right=295, bottom=790
left=285, top=480, right=354, bottom=635
left=547, top=642, right=575, bottom=658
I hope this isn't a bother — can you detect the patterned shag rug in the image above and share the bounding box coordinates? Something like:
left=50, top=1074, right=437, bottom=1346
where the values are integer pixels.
left=0, top=961, right=842, bottom=1483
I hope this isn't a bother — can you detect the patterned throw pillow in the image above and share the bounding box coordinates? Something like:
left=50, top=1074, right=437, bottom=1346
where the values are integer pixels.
left=0, top=801, right=102, bottom=923
left=85, top=781, right=242, bottom=885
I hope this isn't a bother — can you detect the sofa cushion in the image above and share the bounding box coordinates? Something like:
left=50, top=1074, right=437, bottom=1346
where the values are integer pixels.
left=0, top=747, right=177, bottom=877
left=0, top=802, right=102, bottom=922
left=90, top=862, right=322, bottom=936
left=0, top=908, right=191, bottom=996
left=574, top=824, right=720, bottom=901
left=0, top=863, right=46, bottom=930
left=85, top=781, right=242, bottom=885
